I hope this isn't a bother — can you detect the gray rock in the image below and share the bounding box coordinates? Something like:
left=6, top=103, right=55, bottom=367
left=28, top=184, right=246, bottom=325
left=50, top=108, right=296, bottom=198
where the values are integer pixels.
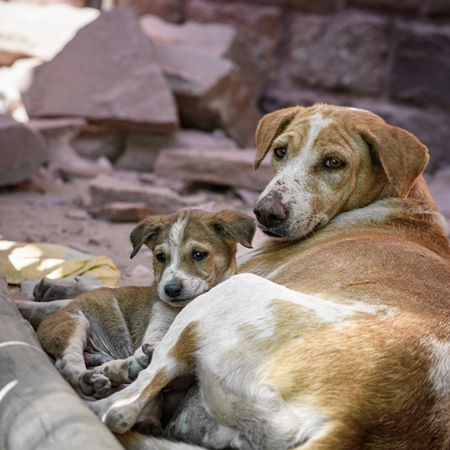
left=22, top=7, right=178, bottom=134
left=0, top=114, right=48, bottom=186
left=154, top=148, right=273, bottom=192
left=115, top=128, right=237, bottom=172
left=289, top=11, right=388, bottom=95
left=155, top=41, right=260, bottom=146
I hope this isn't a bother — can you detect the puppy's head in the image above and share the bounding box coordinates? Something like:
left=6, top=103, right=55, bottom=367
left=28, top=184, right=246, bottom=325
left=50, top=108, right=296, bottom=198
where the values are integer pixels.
left=253, top=104, right=429, bottom=240
left=130, top=209, right=256, bottom=306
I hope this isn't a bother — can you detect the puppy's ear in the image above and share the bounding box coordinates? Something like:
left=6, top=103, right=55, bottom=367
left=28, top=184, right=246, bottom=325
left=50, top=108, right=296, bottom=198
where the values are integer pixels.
left=359, top=120, right=429, bottom=198
left=254, top=106, right=304, bottom=170
left=211, top=210, right=256, bottom=249
left=129, top=216, right=169, bottom=259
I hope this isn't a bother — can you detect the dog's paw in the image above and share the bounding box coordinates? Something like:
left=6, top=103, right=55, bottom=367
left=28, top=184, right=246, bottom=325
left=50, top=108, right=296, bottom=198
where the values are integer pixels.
left=132, top=417, right=163, bottom=436
left=141, top=342, right=155, bottom=358
left=127, top=353, right=151, bottom=381
left=80, top=371, right=112, bottom=399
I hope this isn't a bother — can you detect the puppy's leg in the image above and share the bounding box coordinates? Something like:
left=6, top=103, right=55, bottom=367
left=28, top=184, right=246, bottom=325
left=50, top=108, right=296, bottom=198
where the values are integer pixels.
left=33, top=277, right=98, bottom=302
left=37, top=310, right=112, bottom=398
left=84, top=344, right=153, bottom=385
left=15, top=299, right=71, bottom=330
left=87, top=321, right=199, bottom=434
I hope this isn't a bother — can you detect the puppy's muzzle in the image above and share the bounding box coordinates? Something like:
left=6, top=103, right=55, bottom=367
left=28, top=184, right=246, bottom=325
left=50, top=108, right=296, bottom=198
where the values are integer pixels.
left=253, top=192, right=287, bottom=230
left=165, top=283, right=183, bottom=298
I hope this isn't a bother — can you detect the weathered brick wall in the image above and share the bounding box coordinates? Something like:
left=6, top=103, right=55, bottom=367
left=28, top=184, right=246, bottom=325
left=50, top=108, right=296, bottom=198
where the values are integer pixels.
left=125, top=0, right=450, bottom=172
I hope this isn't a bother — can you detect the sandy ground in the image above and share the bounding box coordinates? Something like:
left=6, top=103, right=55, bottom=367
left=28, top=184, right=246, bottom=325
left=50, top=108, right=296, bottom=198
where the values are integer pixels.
left=0, top=172, right=162, bottom=289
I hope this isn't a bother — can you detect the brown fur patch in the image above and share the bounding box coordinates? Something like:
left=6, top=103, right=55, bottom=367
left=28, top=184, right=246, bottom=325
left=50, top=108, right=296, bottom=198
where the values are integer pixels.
left=169, top=321, right=199, bottom=368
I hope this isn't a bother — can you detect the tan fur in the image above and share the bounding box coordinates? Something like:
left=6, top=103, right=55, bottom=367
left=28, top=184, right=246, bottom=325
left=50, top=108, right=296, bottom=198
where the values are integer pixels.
left=88, top=105, right=450, bottom=450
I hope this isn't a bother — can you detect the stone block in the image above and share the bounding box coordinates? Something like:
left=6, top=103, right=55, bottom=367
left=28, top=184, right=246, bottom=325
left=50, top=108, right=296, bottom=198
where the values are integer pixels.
left=0, top=2, right=99, bottom=62
left=426, top=0, right=450, bottom=15
left=117, top=0, right=182, bottom=20
left=89, top=174, right=206, bottom=213
left=186, top=0, right=282, bottom=97
left=154, top=42, right=261, bottom=146
left=288, top=0, right=337, bottom=12
left=115, top=128, right=237, bottom=172
left=348, top=0, right=419, bottom=11
left=140, top=14, right=237, bottom=60
left=154, top=148, right=273, bottom=192
left=22, top=7, right=178, bottom=133
left=72, top=132, right=124, bottom=162
left=0, top=114, right=49, bottom=186
left=89, top=202, right=156, bottom=222
left=391, top=22, right=450, bottom=109
left=289, top=11, right=388, bottom=95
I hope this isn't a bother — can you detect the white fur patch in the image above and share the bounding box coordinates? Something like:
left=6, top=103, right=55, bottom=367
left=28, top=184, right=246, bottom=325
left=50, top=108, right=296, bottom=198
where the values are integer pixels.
left=102, top=393, right=141, bottom=423
left=141, top=301, right=178, bottom=344
left=424, top=338, right=450, bottom=398
left=330, top=199, right=392, bottom=227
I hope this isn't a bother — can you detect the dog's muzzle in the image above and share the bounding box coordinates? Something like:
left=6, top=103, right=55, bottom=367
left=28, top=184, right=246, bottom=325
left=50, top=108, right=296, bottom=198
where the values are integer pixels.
left=253, top=192, right=287, bottom=233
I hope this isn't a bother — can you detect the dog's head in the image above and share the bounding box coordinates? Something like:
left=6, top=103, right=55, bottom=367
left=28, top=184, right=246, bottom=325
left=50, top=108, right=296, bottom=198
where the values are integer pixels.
left=129, top=209, right=256, bottom=306
left=253, top=104, right=429, bottom=239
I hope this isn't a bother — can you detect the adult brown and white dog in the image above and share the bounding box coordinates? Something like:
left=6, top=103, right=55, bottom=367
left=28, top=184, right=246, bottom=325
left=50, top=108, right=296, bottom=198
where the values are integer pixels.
left=88, top=104, right=450, bottom=450
left=17, top=209, right=255, bottom=404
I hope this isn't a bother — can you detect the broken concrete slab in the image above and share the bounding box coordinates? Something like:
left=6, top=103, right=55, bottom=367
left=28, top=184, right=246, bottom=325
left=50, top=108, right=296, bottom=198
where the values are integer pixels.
left=89, top=202, right=156, bottom=222
left=28, top=117, right=114, bottom=178
left=154, top=41, right=260, bottom=146
left=89, top=174, right=208, bottom=213
left=22, top=7, right=178, bottom=134
left=115, top=128, right=237, bottom=172
left=140, top=14, right=237, bottom=60
left=154, top=148, right=273, bottom=192
left=0, top=114, right=49, bottom=186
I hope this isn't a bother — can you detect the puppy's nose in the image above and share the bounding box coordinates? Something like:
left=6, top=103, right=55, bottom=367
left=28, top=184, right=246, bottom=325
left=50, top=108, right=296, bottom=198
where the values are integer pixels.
left=253, top=193, right=287, bottom=228
left=165, top=283, right=182, bottom=298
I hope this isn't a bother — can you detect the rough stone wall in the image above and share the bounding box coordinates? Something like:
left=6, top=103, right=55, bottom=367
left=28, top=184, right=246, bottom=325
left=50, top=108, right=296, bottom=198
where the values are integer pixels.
left=128, top=0, right=450, bottom=173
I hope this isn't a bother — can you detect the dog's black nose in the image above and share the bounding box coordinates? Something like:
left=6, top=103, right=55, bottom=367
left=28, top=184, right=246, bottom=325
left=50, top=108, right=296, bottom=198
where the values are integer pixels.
left=165, top=283, right=182, bottom=298
left=253, top=193, right=287, bottom=229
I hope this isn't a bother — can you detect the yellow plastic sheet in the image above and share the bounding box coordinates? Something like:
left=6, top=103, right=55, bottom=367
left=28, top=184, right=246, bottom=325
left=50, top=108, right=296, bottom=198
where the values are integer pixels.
left=0, top=241, right=120, bottom=286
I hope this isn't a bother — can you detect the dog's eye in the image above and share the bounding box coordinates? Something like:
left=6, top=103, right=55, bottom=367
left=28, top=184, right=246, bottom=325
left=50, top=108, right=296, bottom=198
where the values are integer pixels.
left=192, top=250, right=208, bottom=261
left=274, top=147, right=287, bottom=159
left=155, top=253, right=166, bottom=263
left=324, top=158, right=345, bottom=169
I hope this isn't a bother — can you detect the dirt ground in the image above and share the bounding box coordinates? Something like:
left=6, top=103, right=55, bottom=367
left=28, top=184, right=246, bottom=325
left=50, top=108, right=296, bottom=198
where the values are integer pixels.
left=0, top=168, right=263, bottom=292
left=0, top=171, right=163, bottom=289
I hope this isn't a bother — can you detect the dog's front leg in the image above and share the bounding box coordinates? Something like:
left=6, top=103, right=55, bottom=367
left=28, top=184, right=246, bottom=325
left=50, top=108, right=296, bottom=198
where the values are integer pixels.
left=87, top=320, right=198, bottom=434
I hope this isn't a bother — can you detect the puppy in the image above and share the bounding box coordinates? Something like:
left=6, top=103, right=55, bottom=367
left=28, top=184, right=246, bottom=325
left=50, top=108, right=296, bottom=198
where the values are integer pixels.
left=31, top=209, right=255, bottom=401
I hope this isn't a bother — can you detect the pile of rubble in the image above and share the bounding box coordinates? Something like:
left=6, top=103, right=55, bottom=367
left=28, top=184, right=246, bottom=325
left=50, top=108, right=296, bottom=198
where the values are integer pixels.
left=0, top=3, right=267, bottom=221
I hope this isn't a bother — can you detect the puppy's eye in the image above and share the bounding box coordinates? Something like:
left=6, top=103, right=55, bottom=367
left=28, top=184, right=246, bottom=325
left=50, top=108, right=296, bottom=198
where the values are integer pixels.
left=274, top=147, right=287, bottom=159
left=192, top=250, right=208, bottom=261
left=155, top=253, right=166, bottom=263
left=324, top=157, right=345, bottom=169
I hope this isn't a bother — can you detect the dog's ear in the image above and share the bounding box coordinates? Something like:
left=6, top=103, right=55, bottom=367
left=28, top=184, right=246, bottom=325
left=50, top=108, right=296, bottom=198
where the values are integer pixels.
left=211, top=210, right=256, bottom=249
left=254, top=106, right=304, bottom=170
left=358, top=120, right=429, bottom=198
left=129, top=216, right=169, bottom=259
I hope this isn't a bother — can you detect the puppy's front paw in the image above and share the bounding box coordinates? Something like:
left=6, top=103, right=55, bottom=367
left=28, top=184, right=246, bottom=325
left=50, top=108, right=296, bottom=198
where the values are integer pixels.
left=127, top=353, right=151, bottom=381
left=80, top=371, right=111, bottom=399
